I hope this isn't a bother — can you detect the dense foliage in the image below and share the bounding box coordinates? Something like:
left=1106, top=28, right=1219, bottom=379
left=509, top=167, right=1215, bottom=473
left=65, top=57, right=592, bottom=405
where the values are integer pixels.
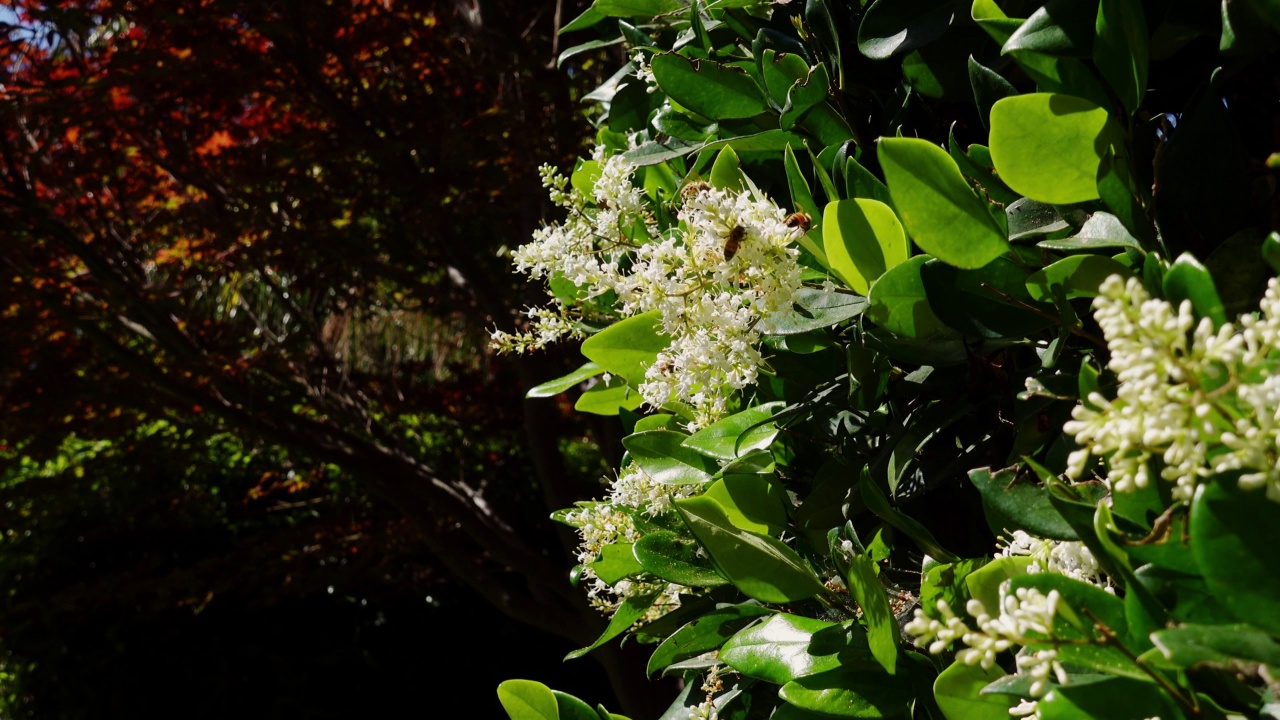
left=496, top=0, right=1280, bottom=718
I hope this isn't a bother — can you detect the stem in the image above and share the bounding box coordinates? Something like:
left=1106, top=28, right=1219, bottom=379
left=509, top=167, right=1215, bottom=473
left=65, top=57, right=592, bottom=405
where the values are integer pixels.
left=1082, top=609, right=1201, bottom=717
left=979, top=282, right=1107, bottom=347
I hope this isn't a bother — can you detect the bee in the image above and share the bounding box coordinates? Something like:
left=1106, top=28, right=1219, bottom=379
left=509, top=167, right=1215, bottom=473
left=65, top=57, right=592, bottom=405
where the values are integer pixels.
left=680, top=181, right=712, bottom=202
left=723, top=224, right=746, bottom=261
left=784, top=212, right=812, bottom=233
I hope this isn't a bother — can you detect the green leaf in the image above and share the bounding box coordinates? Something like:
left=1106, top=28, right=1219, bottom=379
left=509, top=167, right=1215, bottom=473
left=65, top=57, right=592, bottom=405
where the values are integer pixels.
left=676, top=496, right=826, bottom=603
left=635, top=413, right=682, bottom=433
left=969, top=467, right=1078, bottom=540
left=857, top=0, right=958, bottom=60
left=845, top=155, right=894, bottom=209
left=1035, top=676, right=1182, bottom=720
left=920, top=557, right=988, bottom=622
left=575, top=376, right=646, bottom=416
left=968, top=55, right=1017, bottom=129
left=528, top=362, right=603, bottom=398
left=498, top=679, right=560, bottom=720
left=1025, top=255, right=1132, bottom=302
left=860, top=471, right=958, bottom=562
left=633, top=531, right=728, bottom=587
left=1010, top=573, right=1138, bottom=677
left=565, top=592, right=660, bottom=660
left=651, top=54, right=769, bottom=120
left=761, top=49, right=810, bottom=106
left=590, top=0, right=685, bottom=19
left=1191, top=479, right=1280, bottom=636
left=1151, top=623, right=1280, bottom=670
left=561, top=6, right=607, bottom=33
left=1162, top=254, right=1227, bottom=329
left=702, top=475, right=790, bottom=535
left=778, top=666, right=915, bottom=718
left=921, top=259, right=1055, bottom=339
left=844, top=553, right=898, bottom=674
left=878, top=137, right=1009, bottom=269
left=623, top=430, right=719, bottom=485
left=765, top=287, right=868, bottom=335
left=785, top=144, right=822, bottom=223
left=709, top=145, right=745, bottom=191
left=590, top=543, right=645, bottom=584
left=867, top=255, right=948, bottom=338
left=1036, top=212, right=1141, bottom=251
left=1002, top=0, right=1098, bottom=58
left=1093, top=0, right=1148, bottom=115
left=1005, top=198, right=1068, bottom=241
left=822, top=199, right=910, bottom=295
left=933, top=663, right=1014, bottom=720
left=646, top=604, right=774, bottom=676
left=683, top=403, right=783, bottom=460
left=581, top=310, right=670, bottom=384
left=554, top=692, right=604, bottom=720
left=989, top=93, right=1114, bottom=205
left=722, top=614, right=877, bottom=684
left=781, top=65, right=831, bottom=130
left=964, top=556, right=1033, bottom=615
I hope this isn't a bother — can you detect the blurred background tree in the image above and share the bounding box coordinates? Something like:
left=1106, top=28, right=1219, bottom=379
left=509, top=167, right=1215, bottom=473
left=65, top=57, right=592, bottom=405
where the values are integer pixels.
left=0, top=0, right=656, bottom=715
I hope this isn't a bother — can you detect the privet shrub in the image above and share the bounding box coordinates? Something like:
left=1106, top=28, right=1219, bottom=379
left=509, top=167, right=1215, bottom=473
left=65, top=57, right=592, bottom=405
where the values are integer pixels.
left=493, top=0, right=1280, bottom=718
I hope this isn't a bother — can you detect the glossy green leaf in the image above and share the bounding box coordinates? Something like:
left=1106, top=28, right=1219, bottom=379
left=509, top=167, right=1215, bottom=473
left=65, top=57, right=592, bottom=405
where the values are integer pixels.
left=1036, top=212, right=1141, bottom=251
left=721, top=614, right=877, bottom=684
left=528, top=362, right=603, bottom=398
left=622, top=430, right=718, bottom=485
left=968, top=55, right=1016, bottom=129
left=844, top=553, right=898, bottom=674
left=822, top=199, right=910, bottom=295
left=878, top=137, right=1009, bottom=269
left=933, top=662, right=1013, bottom=720
left=1093, top=0, right=1148, bottom=115
left=498, top=679, right=560, bottom=720
left=920, top=557, right=988, bottom=622
left=651, top=106, right=716, bottom=142
left=1026, top=255, right=1132, bottom=302
left=634, top=413, right=681, bottom=433
left=1005, top=198, right=1068, bottom=241
left=1035, top=676, right=1181, bottom=720
left=765, top=287, right=867, bottom=335
left=1151, top=623, right=1280, bottom=669
left=574, top=376, right=646, bottom=415
left=702, top=475, right=789, bottom=535
left=554, top=692, right=603, bottom=720
left=646, top=604, right=774, bottom=676
left=761, top=49, right=810, bottom=105
left=989, top=93, right=1114, bottom=204
left=861, top=472, right=958, bottom=562
left=857, top=0, right=958, bottom=59
left=1191, top=479, right=1280, bottom=636
left=709, top=145, right=744, bottom=191
left=867, top=255, right=948, bottom=338
left=921, top=259, right=1055, bottom=339
left=590, top=0, right=685, bottom=19
left=964, top=556, right=1033, bottom=616
left=565, top=592, right=660, bottom=660
left=969, top=467, right=1078, bottom=540
left=684, top=402, right=784, bottom=460
left=1010, top=573, right=1138, bottom=677
left=845, top=155, right=894, bottom=209
left=1162, top=254, right=1227, bottom=328
left=560, top=6, right=607, bottom=33
left=633, top=530, right=727, bottom=587
left=651, top=54, right=769, bottom=120
left=590, top=543, right=645, bottom=585
left=580, top=311, right=669, bottom=384
left=676, top=496, right=825, bottom=603
left=1002, top=0, right=1098, bottom=58
left=778, top=666, right=915, bottom=718
left=781, top=65, right=830, bottom=130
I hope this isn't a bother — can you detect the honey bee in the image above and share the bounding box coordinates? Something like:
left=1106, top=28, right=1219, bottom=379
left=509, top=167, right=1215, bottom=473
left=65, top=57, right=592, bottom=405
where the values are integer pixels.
left=723, top=224, right=746, bottom=261
left=680, top=181, right=712, bottom=202
left=784, top=212, right=812, bottom=233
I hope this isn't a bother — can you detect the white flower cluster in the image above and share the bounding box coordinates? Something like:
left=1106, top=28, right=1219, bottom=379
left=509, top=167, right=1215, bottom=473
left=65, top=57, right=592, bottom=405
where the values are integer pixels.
left=999, top=530, right=1107, bottom=589
left=1065, top=274, right=1280, bottom=502
left=565, top=463, right=701, bottom=615
left=905, top=583, right=1065, bottom=701
left=492, top=147, right=810, bottom=429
